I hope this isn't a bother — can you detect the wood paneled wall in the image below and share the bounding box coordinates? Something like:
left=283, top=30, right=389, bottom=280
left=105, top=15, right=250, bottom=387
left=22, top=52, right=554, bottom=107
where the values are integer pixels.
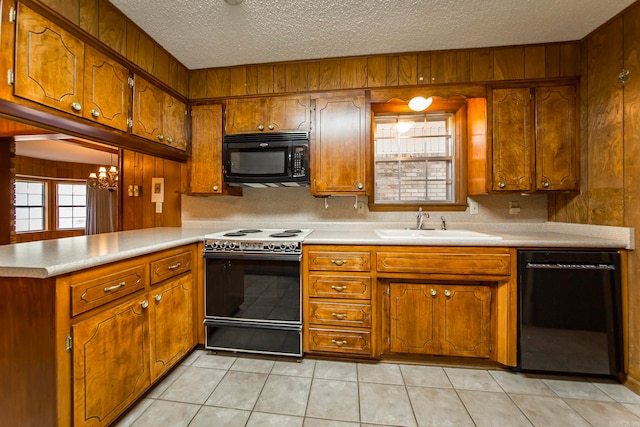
left=0, top=138, right=15, bottom=245
left=121, top=150, right=181, bottom=230
left=548, top=1, right=640, bottom=387
left=189, top=43, right=581, bottom=99
left=31, top=0, right=189, bottom=96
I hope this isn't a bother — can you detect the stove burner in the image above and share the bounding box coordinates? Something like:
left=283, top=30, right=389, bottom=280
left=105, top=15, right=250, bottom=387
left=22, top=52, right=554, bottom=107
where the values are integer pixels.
left=284, top=229, right=302, bottom=234
left=238, top=229, right=262, bottom=233
left=223, top=232, right=248, bottom=237
left=270, top=232, right=299, bottom=238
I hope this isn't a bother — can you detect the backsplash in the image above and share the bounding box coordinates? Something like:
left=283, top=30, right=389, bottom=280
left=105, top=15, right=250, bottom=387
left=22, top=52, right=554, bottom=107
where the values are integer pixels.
left=182, top=188, right=548, bottom=228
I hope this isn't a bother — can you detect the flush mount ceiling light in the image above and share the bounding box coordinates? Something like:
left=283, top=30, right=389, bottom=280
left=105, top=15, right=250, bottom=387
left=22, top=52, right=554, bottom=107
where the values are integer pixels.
left=408, top=96, right=433, bottom=112
left=224, top=0, right=244, bottom=4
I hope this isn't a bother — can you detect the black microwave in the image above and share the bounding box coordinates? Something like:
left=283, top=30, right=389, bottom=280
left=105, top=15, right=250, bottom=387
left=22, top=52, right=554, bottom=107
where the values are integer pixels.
left=223, top=132, right=310, bottom=187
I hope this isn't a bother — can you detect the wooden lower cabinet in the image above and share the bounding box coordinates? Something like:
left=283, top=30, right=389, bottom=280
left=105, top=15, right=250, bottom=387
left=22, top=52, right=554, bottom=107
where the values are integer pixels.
left=389, top=282, right=491, bottom=358
left=149, top=273, right=194, bottom=381
left=72, top=297, right=150, bottom=427
left=0, top=244, right=198, bottom=427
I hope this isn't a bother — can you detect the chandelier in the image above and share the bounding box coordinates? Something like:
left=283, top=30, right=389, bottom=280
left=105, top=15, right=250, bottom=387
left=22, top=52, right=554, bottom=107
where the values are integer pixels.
left=88, top=165, right=118, bottom=191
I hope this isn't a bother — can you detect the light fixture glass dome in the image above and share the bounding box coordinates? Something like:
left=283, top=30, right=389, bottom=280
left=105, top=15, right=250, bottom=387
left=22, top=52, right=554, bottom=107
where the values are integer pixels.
left=408, top=96, right=433, bottom=112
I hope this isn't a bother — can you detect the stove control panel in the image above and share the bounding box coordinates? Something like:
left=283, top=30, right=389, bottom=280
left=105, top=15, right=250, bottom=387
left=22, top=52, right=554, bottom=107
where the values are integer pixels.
left=203, top=239, right=303, bottom=253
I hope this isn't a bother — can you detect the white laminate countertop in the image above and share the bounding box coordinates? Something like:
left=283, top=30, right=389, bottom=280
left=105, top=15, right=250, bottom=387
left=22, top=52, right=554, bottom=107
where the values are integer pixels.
left=0, top=223, right=633, bottom=278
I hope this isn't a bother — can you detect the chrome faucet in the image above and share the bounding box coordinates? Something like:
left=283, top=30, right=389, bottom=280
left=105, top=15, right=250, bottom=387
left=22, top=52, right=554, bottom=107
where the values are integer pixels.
left=416, top=208, right=429, bottom=229
left=440, top=216, right=447, bottom=230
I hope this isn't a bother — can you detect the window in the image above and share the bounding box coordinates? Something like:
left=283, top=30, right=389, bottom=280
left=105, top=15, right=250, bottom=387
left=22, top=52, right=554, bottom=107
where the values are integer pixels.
left=373, top=113, right=457, bottom=206
left=14, top=180, right=45, bottom=232
left=57, top=183, right=87, bottom=230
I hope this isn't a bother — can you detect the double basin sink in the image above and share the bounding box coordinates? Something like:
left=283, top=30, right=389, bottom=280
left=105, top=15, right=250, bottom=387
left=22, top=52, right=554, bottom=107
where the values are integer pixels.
left=374, top=229, right=502, bottom=240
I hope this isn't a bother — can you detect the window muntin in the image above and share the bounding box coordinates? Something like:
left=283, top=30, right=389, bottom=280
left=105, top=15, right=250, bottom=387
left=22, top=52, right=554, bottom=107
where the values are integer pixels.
left=57, top=183, right=87, bottom=230
left=374, top=114, right=455, bottom=204
left=14, top=180, right=45, bottom=232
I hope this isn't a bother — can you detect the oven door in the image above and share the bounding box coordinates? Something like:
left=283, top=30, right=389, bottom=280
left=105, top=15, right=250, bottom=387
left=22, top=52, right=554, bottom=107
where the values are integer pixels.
left=204, top=252, right=301, bottom=323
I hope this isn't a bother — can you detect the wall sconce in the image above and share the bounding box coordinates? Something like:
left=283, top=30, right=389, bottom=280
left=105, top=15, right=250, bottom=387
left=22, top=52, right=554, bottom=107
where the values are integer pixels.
left=408, top=96, right=433, bottom=112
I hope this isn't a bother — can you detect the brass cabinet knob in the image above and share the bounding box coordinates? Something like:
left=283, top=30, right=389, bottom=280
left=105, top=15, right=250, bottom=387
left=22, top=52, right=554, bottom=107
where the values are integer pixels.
left=213, top=185, right=219, bottom=191
left=257, top=124, right=264, bottom=131
left=91, top=109, right=100, bottom=118
left=71, top=102, right=82, bottom=112
left=498, top=181, right=506, bottom=188
left=542, top=181, right=550, bottom=188
left=357, top=183, right=364, bottom=190
left=157, top=134, right=164, bottom=141
left=154, top=294, right=162, bottom=302
left=444, top=289, right=451, bottom=297
left=268, top=123, right=275, bottom=130
left=430, top=288, right=436, bottom=296
left=167, top=137, right=173, bottom=143
left=141, top=300, right=149, bottom=309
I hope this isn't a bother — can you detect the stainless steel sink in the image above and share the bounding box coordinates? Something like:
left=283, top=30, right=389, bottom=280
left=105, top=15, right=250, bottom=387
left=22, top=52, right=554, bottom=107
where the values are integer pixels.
left=374, top=229, right=503, bottom=240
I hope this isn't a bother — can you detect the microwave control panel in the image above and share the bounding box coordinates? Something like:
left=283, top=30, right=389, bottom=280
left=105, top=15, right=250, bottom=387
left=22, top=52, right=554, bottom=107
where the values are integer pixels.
left=292, top=146, right=306, bottom=177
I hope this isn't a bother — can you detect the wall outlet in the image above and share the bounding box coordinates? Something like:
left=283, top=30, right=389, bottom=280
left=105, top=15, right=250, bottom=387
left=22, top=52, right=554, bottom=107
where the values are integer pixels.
left=509, top=201, right=520, bottom=215
left=468, top=199, right=479, bottom=215
left=357, top=201, right=366, bottom=214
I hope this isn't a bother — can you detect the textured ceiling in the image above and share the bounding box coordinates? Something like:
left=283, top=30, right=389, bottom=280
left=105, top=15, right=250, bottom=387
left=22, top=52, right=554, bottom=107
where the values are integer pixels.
left=110, top=0, right=636, bottom=70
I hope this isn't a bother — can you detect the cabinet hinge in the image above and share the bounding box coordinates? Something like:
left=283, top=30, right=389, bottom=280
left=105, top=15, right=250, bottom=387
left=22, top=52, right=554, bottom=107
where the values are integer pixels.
left=7, top=69, right=14, bottom=86
left=386, top=285, right=390, bottom=296
left=128, top=77, right=134, bottom=88
left=387, top=336, right=391, bottom=345
left=65, top=335, right=73, bottom=352
left=9, top=6, right=16, bottom=23
left=127, top=118, right=133, bottom=129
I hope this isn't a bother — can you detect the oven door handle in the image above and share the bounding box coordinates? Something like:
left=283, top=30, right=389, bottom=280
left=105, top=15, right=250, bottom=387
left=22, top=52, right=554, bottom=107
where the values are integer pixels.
left=203, top=319, right=302, bottom=331
left=203, top=252, right=301, bottom=262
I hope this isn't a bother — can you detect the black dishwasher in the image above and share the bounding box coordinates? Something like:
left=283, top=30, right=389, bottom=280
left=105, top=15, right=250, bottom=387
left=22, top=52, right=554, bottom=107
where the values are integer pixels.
left=518, top=250, right=623, bottom=376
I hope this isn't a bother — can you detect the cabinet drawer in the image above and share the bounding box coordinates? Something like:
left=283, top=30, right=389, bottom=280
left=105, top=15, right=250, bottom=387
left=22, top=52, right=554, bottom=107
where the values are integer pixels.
left=377, top=248, right=511, bottom=276
left=308, top=328, right=371, bottom=355
left=309, top=302, right=371, bottom=328
left=150, top=251, right=191, bottom=285
left=307, top=250, right=371, bottom=272
left=308, top=274, right=371, bottom=299
left=71, top=264, right=147, bottom=316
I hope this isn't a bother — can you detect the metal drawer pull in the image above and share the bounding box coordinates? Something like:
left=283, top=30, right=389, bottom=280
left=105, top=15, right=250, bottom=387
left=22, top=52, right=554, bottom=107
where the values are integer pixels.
left=167, top=262, right=182, bottom=270
left=155, top=294, right=162, bottom=302
left=332, top=312, right=347, bottom=320
left=331, top=285, right=348, bottom=292
left=331, top=259, right=347, bottom=266
left=331, top=339, right=348, bottom=346
left=104, top=282, right=125, bottom=292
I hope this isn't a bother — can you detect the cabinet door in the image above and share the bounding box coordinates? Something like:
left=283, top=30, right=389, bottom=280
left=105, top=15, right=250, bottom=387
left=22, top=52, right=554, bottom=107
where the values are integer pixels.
left=73, top=297, right=150, bottom=427
left=535, top=85, right=578, bottom=191
left=149, top=274, right=194, bottom=381
left=225, top=98, right=264, bottom=134
left=15, top=4, right=84, bottom=115
left=439, top=285, right=491, bottom=358
left=266, top=95, right=310, bottom=132
left=163, top=93, right=187, bottom=150
left=83, top=45, right=131, bottom=132
left=189, top=104, right=224, bottom=194
left=132, top=74, right=163, bottom=142
left=389, top=283, right=439, bottom=354
left=311, top=93, right=369, bottom=195
left=491, top=88, right=534, bottom=192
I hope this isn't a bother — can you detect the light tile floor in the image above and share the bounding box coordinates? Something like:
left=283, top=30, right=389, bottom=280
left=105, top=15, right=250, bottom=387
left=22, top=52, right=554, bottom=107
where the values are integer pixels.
left=114, top=349, right=640, bottom=427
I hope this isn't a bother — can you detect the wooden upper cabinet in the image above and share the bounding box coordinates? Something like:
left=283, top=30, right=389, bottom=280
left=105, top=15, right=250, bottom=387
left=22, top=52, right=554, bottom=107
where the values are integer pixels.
left=311, top=92, right=369, bottom=195
left=189, top=104, right=224, bottom=194
left=225, top=95, right=310, bottom=134
left=535, top=85, right=578, bottom=190
left=132, top=74, right=163, bottom=141
left=132, top=74, right=187, bottom=149
left=491, top=87, right=534, bottom=192
left=83, top=45, right=131, bottom=132
left=163, top=93, right=188, bottom=150
left=15, top=4, right=85, bottom=115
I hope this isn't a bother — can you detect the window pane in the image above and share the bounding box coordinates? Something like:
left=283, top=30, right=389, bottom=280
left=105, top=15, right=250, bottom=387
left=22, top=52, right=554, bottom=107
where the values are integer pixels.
left=56, top=183, right=87, bottom=230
